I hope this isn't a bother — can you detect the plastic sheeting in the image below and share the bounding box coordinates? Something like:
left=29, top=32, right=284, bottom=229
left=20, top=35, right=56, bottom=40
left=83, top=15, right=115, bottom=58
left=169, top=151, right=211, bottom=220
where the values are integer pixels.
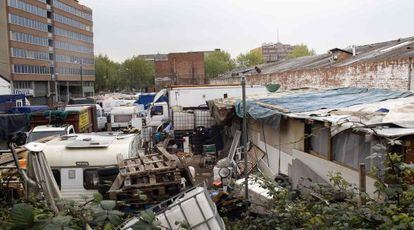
left=0, top=114, right=29, bottom=142
left=235, top=87, right=413, bottom=126
left=9, top=105, right=49, bottom=114
left=134, top=93, right=167, bottom=109
left=27, top=151, right=62, bottom=213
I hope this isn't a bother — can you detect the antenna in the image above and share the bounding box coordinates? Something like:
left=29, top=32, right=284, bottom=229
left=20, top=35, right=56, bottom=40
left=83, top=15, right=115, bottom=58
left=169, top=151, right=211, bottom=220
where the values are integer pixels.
left=277, top=28, right=280, bottom=43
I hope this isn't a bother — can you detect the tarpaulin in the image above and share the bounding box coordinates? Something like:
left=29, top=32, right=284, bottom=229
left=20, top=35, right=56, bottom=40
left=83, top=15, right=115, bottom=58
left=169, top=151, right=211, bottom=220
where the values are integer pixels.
left=0, top=114, right=29, bottom=141
left=134, top=93, right=167, bottom=109
left=9, top=105, right=49, bottom=114
left=235, top=87, right=413, bottom=126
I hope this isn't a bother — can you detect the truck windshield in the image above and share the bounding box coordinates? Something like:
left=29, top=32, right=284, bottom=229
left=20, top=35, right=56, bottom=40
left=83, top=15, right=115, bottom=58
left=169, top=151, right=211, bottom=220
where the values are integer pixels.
left=28, top=131, right=65, bottom=142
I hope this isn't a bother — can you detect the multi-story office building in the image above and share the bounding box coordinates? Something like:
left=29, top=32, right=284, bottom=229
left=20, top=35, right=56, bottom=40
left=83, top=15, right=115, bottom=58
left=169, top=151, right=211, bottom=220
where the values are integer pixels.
left=0, top=0, right=95, bottom=102
left=253, top=42, right=295, bottom=63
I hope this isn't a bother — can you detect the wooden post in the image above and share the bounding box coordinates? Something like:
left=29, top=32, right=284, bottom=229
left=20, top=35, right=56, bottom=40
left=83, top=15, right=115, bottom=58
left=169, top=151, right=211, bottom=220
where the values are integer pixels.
left=359, top=163, right=366, bottom=204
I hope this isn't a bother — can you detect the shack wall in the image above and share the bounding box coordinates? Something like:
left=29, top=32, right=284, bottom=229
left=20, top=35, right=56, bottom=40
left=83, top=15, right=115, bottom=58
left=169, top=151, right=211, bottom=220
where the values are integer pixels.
left=211, top=59, right=412, bottom=91
left=248, top=118, right=304, bottom=177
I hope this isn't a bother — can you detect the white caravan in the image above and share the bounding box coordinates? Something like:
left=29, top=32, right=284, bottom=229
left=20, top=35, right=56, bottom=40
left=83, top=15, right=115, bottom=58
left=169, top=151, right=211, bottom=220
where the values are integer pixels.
left=42, top=133, right=140, bottom=200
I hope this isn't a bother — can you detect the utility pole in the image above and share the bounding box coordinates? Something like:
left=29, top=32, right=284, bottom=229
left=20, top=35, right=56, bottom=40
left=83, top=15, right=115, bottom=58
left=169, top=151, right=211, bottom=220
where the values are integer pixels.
left=241, top=76, right=249, bottom=200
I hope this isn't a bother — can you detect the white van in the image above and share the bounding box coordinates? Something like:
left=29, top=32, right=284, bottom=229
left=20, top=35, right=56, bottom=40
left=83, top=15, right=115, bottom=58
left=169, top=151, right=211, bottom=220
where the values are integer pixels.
left=42, top=133, right=140, bottom=200
left=27, top=125, right=76, bottom=142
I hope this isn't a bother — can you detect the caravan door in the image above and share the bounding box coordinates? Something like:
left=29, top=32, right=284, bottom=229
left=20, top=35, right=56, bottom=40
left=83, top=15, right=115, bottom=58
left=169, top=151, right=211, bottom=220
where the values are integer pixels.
left=60, top=168, right=95, bottom=201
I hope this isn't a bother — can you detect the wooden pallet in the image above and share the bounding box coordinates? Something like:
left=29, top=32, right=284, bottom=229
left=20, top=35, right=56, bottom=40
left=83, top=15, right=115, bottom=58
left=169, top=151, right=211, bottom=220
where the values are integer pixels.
left=108, top=147, right=188, bottom=202
left=117, top=151, right=177, bottom=177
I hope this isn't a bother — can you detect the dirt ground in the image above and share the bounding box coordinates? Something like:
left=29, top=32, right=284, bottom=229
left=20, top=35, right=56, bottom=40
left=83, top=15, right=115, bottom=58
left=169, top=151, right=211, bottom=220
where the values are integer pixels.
left=187, top=154, right=215, bottom=186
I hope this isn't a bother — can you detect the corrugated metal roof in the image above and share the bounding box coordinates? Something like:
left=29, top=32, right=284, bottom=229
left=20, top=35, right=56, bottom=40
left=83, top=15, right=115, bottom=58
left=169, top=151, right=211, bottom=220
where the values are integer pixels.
left=220, top=36, right=414, bottom=78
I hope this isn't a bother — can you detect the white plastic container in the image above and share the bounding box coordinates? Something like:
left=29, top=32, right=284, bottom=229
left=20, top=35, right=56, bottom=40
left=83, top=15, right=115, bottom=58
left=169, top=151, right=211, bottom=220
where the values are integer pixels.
left=156, top=187, right=225, bottom=230
left=173, top=112, right=195, bottom=130
left=122, top=187, right=225, bottom=230
left=194, top=110, right=215, bottom=128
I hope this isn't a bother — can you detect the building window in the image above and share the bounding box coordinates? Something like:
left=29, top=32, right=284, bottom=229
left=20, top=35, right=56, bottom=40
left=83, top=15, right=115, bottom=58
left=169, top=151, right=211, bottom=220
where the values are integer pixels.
left=11, top=31, right=48, bottom=46
left=55, top=54, right=94, bottom=65
left=57, top=67, right=95, bottom=76
left=54, top=27, right=93, bottom=43
left=53, top=13, right=92, bottom=31
left=14, top=81, right=32, bottom=89
left=7, top=0, right=47, bottom=17
left=55, top=41, right=93, bottom=54
left=13, top=64, right=50, bottom=74
left=53, top=0, right=92, bottom=21
left=8, top=14, right=48, bottom=32
left=332, top=130, right=386, bottom=171
left=11, top=48, right=49, bottom=60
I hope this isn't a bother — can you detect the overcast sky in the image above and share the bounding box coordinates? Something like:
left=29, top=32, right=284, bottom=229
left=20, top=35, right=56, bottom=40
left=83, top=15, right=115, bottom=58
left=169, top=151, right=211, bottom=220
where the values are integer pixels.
left=81, top=0, right=414, bottom=62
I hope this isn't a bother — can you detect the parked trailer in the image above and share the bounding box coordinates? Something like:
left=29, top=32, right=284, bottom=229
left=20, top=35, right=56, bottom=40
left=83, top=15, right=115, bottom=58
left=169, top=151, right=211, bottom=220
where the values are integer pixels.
left=30, top=108, right=93, bottom=133
left=168, top=85, right=267, bottom=108
left=42, top=133, right=141, bottom=200
left=66, top=104, right=107, bottom=131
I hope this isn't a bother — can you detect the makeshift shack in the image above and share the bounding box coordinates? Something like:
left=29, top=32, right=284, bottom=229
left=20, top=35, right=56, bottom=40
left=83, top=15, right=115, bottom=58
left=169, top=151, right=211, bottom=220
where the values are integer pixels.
left=208, top=87, right=414, bottom=197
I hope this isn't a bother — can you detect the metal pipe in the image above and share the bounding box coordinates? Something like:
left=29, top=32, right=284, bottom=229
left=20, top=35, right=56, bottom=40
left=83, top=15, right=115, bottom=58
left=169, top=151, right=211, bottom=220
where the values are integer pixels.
left=8, top=143, right=37, bottom=186
left=241, top=76, right=248, bottom=200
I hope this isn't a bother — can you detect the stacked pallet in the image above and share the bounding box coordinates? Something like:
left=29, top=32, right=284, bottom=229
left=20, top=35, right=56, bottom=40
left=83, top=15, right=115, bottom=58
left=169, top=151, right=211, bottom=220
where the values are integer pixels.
left=109, top=147, right=191, bottom=209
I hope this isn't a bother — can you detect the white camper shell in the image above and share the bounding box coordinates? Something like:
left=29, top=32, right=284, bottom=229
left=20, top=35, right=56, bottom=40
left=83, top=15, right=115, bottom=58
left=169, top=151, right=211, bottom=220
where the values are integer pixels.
left=42, top=133, right=140, bottom=200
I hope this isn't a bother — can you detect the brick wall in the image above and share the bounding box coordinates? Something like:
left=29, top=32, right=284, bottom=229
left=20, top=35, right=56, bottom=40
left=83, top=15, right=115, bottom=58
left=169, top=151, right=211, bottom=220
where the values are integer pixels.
left=211, top=58, right=413, bottom=91
left=155, top=52, right=206, bottom=89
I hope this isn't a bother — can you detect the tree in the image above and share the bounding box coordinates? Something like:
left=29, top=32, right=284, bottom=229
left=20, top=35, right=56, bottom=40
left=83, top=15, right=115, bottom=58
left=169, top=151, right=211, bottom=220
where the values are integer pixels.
left=288, top=44, right=315, bottom=58
left=204, top=50, right=235, bottom=79
left=236, top=49, right=264, bottom=67
left=120, top=56, right=154, bottom=90
left=94, top=54, right=121, bottom=92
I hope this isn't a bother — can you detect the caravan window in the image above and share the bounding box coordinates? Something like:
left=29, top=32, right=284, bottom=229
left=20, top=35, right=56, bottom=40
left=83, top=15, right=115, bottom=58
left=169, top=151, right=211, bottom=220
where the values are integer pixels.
left=114, top=114, right=132, bottom=123
left=52, top=169, right=61, bottom=189
left=83, top=169, right=99, bottom=189
left=333, top=130, right=386, bottom=171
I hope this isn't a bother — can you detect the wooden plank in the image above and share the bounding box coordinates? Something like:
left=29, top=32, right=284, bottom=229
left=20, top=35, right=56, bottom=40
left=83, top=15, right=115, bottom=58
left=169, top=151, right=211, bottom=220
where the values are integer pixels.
left=121, top=181, right=181, bottom=190
left=127, top=160, right=136, bottom=173
left=156, top=146, right=176, bottom=162
left=152, top=156, right=166, bottom=169
left=108, top=174, right=124, bottom=192
left=123, top=167, right=179, bottom=177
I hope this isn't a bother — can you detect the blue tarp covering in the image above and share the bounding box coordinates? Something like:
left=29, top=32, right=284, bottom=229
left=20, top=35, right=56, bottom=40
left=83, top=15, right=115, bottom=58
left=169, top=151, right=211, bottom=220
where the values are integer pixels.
left=134, top=93, right=168, bottom=109
left=0, top=94, right=26, bottom=104
left=235, top=87, right=413, bottom=126
left=9, top=105, right=49, bottom=114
